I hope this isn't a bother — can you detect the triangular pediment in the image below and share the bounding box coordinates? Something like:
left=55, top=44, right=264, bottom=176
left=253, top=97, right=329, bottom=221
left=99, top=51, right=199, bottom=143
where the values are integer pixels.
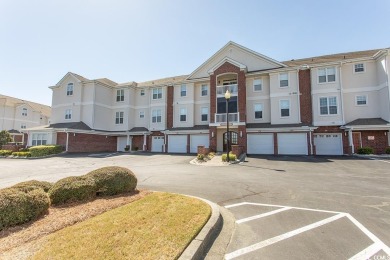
left=55, top=72, right=89, bottom=87
left=187, top=41, right=286, bottom=80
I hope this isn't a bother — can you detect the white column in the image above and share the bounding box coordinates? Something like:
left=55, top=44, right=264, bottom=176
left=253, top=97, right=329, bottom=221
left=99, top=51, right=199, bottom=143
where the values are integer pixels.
left=66, top=132, right=69, bottom=152
left=143, top=134, right=147, bottom=151
left=348, top=129, right=354, bottom=154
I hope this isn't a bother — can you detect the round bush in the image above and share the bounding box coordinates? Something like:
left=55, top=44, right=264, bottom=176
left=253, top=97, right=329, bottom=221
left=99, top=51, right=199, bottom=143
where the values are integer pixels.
left=49, top=176, right=97, bottom=205
left=0, top=188, right=50, bottom=230
left=12, top=180, right=53, bottom=193
left=86, top=166, right=137, bottom=196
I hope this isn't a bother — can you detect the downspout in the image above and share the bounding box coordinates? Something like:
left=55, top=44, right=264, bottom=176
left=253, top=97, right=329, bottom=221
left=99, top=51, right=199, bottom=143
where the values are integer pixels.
left=296, top=69, right=301, bottom=123
left=339, top=62, right=345, bottom=125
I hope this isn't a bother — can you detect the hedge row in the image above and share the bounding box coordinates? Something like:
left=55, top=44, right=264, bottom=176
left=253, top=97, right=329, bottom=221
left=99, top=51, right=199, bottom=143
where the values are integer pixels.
left=29, top=145, right=63, bottom=157
left=12, top=152, right=31, bottom=157
left=0, top=187, right=50, bottom=230
left=0, top=167, right=137, bottom=229
left=0, top=150, right=13, bottom=156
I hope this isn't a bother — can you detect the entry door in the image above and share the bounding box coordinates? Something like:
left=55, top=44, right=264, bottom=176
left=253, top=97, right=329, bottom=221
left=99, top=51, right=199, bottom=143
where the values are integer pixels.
left=223, top=131, right=238, bottom=152
left=352, top=132, right=362, bottom=152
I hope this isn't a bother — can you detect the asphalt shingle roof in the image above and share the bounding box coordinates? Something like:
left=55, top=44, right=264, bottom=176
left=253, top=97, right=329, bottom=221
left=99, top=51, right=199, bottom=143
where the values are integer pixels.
left=346, top=118, right=390, bottom=126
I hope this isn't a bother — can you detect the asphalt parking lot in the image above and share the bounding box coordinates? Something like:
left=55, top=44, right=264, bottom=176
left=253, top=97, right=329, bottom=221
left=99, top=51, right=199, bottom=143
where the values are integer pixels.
left=0, top=153, right=389, bottom=259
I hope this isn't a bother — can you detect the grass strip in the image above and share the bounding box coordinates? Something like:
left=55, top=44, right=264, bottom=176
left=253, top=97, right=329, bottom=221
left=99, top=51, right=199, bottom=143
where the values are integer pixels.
left=32, top=192, right=211, bottom=260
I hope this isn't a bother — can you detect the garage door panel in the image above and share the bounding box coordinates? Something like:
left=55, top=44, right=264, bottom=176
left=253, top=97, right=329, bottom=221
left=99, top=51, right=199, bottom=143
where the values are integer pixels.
left=278, top=133, right=308, bottom=155
left=151, top=136, right=164, bottom=152
left=314, top=133, right=343, bottom=155
left=117, top=137, right=127, bottom=152
left=168, top=135, right=187, bottom=153
left=190, top=135, right=209, bottom=153
left=247, top=134, right=274, bottom=154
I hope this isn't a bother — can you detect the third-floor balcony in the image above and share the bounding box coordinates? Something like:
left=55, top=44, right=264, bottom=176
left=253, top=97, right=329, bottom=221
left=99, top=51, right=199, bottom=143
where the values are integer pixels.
left=216, top=84, right=238, bottom=95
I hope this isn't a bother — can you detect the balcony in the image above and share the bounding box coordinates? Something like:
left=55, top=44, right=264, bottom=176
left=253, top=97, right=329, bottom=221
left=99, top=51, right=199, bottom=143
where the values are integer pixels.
left=216, top=84, right=238, bottom=95
left=215, top=113, right=239, bottom=123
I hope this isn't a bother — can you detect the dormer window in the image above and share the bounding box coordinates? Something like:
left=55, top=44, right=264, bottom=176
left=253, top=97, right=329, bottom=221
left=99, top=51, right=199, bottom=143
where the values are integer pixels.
left=67, top=83, right=74, bottom=96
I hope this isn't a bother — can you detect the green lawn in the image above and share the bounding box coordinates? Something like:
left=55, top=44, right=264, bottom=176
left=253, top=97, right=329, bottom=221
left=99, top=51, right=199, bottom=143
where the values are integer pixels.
left=32, top=192, right=211, bottom=260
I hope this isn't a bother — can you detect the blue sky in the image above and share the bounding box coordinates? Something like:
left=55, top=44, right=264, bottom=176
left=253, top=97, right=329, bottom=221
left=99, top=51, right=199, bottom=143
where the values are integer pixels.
left=1, top=0, right=389, bottom=106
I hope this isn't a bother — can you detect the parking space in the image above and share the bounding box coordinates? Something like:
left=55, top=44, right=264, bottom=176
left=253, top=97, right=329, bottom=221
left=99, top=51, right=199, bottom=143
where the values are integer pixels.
left=224, top=202, right=390, bottom=260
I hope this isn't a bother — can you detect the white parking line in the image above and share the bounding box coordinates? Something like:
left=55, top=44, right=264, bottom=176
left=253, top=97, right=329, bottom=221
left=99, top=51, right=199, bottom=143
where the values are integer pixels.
left=349, top=243, right=382, bottom=260
left=225, top=213, right=346, bottom=259
left=225, top=201, right=343, bottom=214
left=236, top=207, right=291, bottom=224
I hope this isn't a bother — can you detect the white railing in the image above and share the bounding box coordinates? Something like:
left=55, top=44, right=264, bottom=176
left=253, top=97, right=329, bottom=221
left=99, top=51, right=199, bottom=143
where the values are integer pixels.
left=216, top=84, right=238, bottom=95
left=215, top=113, right=239, bottom=123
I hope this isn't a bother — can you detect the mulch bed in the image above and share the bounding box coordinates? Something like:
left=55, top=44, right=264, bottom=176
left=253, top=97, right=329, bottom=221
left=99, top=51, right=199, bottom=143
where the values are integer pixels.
left=0, top=190, right=151, bottom=259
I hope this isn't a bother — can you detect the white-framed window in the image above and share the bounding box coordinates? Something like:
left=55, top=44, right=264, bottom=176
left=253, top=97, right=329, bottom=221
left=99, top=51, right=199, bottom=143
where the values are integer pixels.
left=65, top=109, right=72, bottom=120
left=67, top=83, right=74, bottom=96
left=279, top=73, right=288, bottom=87
left=21, top=123, right=26, bottom=129
left=280, top=100, right=290, bottom=117
left=253, top=79, right=262, bottom=91
left=152, top=88, right=162, bottom=100
left=356, top=95, right=367, bottom=106
left=31, top=133, right=47, bottom=146
left=152, top=109, right=162, bottom=123
left=181, top=84, right=187, bottom=97
left=254, top=103, right=263, bottom=119
left=115, top=111, right=124, bottom=124
left=201, top=84, right=208, bottom=96
left=318, top=67, right=336, bottom=83
left=140, top=89, right=145, bottom=96
left=180, top=108, right=187, bottom=122
left=201, top=107, right=208, bottom=122
left=116, top=89, right=124, bottom=102
left=139, top=111, right=145, bottom=119
left=22, top=108, right=28, bottom=116
left=319, top=97, right=337, bottom=115
left=354, top=63, right=365, bottom=73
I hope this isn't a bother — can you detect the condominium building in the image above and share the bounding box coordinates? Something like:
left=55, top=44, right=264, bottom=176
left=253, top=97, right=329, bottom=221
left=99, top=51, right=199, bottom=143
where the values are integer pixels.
left=26, top=42, right=390, bottom=154
left=0, top=94, right=51, bottom=144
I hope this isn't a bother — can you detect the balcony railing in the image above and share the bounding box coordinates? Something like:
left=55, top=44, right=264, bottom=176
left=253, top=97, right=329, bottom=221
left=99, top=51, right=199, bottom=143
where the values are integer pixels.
left=215, top=113, right=239, bottom=123
left=216, top=84, right=238, bottom=95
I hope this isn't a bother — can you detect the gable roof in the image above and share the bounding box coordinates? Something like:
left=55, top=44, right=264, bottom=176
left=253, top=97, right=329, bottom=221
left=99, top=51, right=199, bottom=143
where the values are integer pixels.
left=283, top=49, right=383, bottom=67
left=95, top=78, right=118, bottom=87
left=49, top=121, right=92, bottom=130
left=187, top=41, right=286, bottom=80
left=346, top=118, right=390, bottom=126
left=0, top=94, right=51, bottom=117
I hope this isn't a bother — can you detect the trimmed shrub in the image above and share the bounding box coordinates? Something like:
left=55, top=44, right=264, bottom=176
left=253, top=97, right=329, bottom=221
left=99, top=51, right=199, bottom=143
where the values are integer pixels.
left=12, top=151, right=31, bottom=157
left=29, top=145, right=63, bottom=157
left=0, top=150, right=13, bottom=156
left=86, top=166, right=137, bottom=196
left=222, top=153, right=237, bottom=162
left=357, top=147, right=374, bottom=155
left=49, top=176, right=96, bottom=205
left=18, top=148, right=29, bottom=152
left=0, top=188, right=50, bottom=230
left=197, top=154, right=205, bottom=161
left=385, top=147, right=390, bottom=154
left=12, top=180, right=53, bottom=193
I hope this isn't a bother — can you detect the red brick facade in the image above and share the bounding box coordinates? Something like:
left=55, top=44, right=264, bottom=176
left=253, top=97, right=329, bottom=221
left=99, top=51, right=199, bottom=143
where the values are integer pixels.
left=56, top=132, right=116, bottom=153
left=356, top=130, right=388, bottom=154
left=131, top=135, right=144, bottom=151
left=209, top=126, right=217, bottom=152
left=166, top=85, right=174, bottom=129
left=299, top=69, right=312, bottom=124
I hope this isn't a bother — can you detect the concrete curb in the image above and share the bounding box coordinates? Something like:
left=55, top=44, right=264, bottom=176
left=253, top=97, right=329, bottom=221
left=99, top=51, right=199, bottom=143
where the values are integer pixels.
left=179, top=196, right=222, bottom=260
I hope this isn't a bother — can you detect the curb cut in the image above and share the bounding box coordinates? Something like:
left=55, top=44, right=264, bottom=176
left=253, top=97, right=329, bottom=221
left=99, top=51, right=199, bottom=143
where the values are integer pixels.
left=179, top=197, right=222, bottom=260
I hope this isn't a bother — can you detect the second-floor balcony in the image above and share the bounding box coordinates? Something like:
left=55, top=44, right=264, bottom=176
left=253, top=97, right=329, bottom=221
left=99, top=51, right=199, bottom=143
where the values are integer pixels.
left=215, top=113, right=239, bottom=123
left=216, top=84, right=238, bottom=95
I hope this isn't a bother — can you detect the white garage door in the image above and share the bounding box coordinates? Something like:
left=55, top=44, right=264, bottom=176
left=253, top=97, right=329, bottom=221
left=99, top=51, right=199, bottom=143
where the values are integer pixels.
left=278, top=133, right=308, bottom=155
left=117, top=137, right=128, bottom=152
left=190, top=135, right=209, bottom=153
left=314, top=133, right=343, bottom=155
left=247, top=133, right=274, bottom=154
left=151, top=136, right=164, bottom=152
left=168, top=135, right=187, bottom=153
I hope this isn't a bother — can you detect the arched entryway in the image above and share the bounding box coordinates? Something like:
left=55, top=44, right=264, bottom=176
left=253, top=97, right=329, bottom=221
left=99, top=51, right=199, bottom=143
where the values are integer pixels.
left=223, top=131, right=238, bottom=152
